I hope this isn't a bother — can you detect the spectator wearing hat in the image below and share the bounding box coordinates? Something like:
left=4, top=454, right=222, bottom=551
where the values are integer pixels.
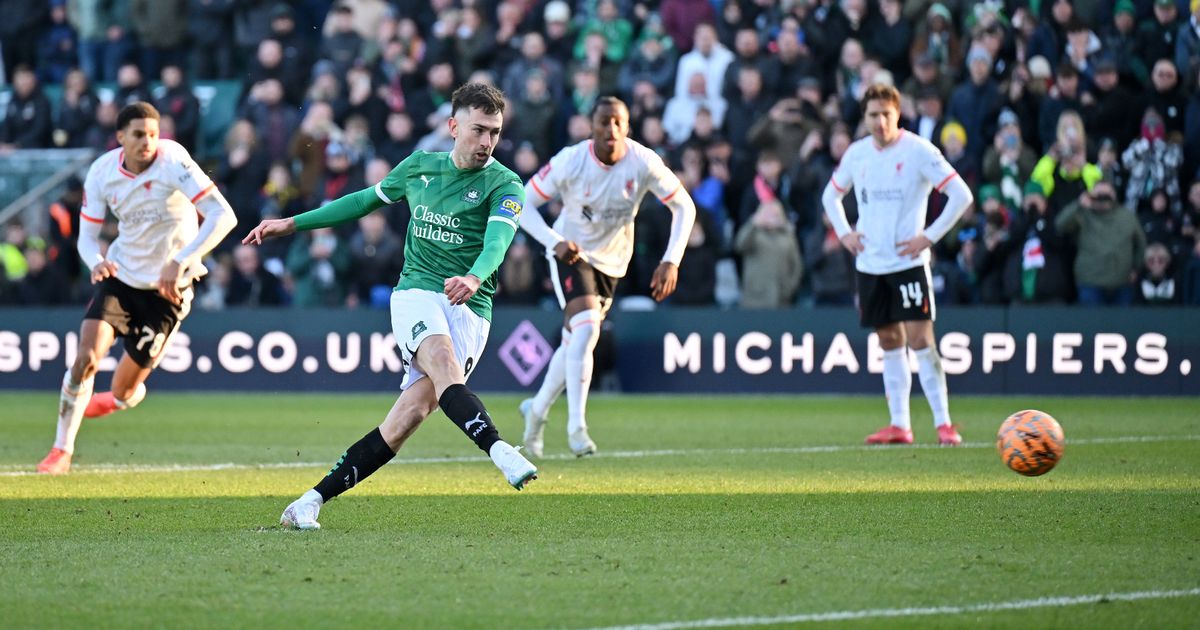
left=1137, top=0, right=1183, bottom=67
left=311, top=140, right=366, bottom=216
left=1038, top=62, right=1091, bottom=150
left=37, top=0, right=77, bottom=85
left=1100, top=0, right=1146, bottom=84
left=947, top=45, right=1003, bottom=162
left=1096, top=137, right=1128, bottom=196
left=1087, top=55, right=1140, bottom=148
left=1136, top=242, right=1181, bottom=304
left=1142, top=58, right=1189, bottom=135
left=1056, top=178, right=1147, bottom=305
left=940, top=121, right=979, bottom=191
left=270, top=3, right=315, bottom=77
left=542, top=0, right=575, bottom=62
left=910, top=2, right=963, bottom=79
left=902, top=52, right=955, bottom=104
left=1122, top=107, right=1184, bottom=213
left=983, top=109, right=1038, bottom=207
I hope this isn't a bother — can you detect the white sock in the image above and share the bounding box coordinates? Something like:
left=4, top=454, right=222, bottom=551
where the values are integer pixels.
left=301, top=488, right=324, bottom=505
left=531, top=328, right=569, bottom=418
left=115, top=382, right=147, bottom=410
left=881, top=347, right=912, bottom=430
left=914, top=346, right=951, bottom=427
left=54, top=370, right=94, bottom=454
left=565, top=310, right=602, bottom=435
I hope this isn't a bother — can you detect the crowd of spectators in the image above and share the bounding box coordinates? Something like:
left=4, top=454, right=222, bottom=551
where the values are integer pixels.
left=1, top=0, right=1199, bottom=309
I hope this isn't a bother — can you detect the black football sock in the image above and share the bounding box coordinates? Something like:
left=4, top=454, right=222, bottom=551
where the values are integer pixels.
left=313, top=428, right=396, bottom=501
left=439, top=383, right=501, bottom=453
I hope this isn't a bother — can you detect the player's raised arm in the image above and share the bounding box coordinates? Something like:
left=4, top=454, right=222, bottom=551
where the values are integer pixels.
left=244, top=154, right=416, bottom=245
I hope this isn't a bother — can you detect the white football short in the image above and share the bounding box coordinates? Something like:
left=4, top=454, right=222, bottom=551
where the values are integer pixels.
left=390, top=289, right=490, bottom=390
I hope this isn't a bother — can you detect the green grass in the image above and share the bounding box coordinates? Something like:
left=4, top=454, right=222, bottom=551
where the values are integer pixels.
left=2, top=393, right=1199, bottom=629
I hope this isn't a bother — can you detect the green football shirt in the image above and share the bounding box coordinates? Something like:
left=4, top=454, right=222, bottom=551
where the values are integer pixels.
left=374, top=151, right=524, bottom=320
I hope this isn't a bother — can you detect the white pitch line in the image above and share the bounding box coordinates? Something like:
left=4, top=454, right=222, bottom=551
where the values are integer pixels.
left=2, top=434, right=1198, bottom=477
left=578, top=587, right=1200, bottom=630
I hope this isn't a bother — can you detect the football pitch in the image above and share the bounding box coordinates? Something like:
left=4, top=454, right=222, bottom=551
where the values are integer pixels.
left=2, top=392, right=1198, bottom=629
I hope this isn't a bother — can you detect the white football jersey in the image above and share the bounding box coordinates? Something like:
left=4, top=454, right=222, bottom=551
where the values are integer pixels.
left=81, top=139, right=217, bottom=289
left=529, top=138, right=684, bottom=278
left=829, top=130, right=959, bottom=275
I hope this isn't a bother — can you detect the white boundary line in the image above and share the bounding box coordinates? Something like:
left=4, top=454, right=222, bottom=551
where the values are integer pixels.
left=578, top=587, right=1200, bottom=630
left=2, top=434, right=1198, bottom=477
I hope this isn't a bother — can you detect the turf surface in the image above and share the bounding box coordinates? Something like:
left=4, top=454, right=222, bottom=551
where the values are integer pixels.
left=2, top=393, right=1198, bottom=628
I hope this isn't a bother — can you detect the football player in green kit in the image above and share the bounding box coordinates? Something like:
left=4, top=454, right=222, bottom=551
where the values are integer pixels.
left=243, top=83, right=537, bottom=530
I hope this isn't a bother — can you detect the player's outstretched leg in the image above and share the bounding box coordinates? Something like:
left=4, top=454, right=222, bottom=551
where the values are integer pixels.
left=441, top=383, right=537, bottom=489
left=522, top=327, right=569, bottom=457
left=866, top=343, right=914, bottom=445
left=281, top=427, right=396, bottom=530
left=282, top=382, right=438, bottom=530
left=565, top=310, right=601, bottom=456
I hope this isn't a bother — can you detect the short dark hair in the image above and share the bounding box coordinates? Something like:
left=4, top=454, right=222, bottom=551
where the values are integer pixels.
left=451, top=82, right=506, bottom=117
left=590, top=96, right=627, bottom=117
left=861, top=83, right=901, bottom=111
left=117, top=102, right=161, bottom=130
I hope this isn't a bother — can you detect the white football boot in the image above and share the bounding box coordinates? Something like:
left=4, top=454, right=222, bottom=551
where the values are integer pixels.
left=489, top=441, right=538, bottom=490
left=568, top=428, right=597, bottom=457
left=280, top=489, right=323, bottom=530
left=519, top=398, right=547, bottom=458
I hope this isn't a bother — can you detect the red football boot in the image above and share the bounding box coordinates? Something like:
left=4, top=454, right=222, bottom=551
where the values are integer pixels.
left=84, top=392, right=118, bottom=418
left=37, top=448, right=72, bottom=474
left=865, top=425, right=914, bottom=445
left=937, top=423, right=963, bottom=446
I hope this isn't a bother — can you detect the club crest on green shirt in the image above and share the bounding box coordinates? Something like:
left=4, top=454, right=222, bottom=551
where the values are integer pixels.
left=461, top=188, right=483, bottom=205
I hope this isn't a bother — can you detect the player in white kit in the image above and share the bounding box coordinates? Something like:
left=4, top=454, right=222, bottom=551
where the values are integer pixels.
left=38, top=102, right=237, bottom=474
left=821, top=85, right=973, bottom=446
left=518, top=96, right=697, bottom=457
